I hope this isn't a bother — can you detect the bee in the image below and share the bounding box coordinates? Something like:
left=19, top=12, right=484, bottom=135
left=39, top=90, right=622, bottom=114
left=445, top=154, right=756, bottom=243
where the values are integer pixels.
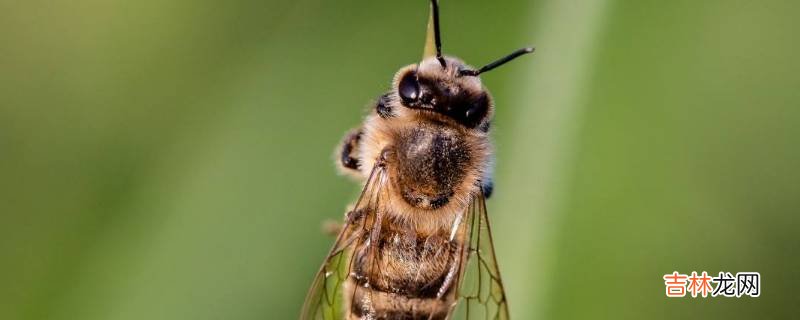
left=301, top=1, right=533, bottom=319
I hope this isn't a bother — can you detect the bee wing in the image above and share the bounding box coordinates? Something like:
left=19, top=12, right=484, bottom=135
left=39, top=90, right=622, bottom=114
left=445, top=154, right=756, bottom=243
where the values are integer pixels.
left=299, top=164, right=387, bottom=320
left=448, top=188, right=510, bottom=320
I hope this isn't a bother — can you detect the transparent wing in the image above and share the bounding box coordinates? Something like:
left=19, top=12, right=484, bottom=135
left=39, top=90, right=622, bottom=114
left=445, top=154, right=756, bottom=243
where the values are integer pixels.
left=300, top=164, right=387, bottom=320
left=449, top=188, right=510, bottom=320
left=300, top=173, right=508, bottom=320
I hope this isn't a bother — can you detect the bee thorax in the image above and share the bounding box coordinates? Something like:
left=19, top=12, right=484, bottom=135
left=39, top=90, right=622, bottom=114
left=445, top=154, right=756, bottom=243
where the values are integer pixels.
left=391, top=125, right=471, bottom=210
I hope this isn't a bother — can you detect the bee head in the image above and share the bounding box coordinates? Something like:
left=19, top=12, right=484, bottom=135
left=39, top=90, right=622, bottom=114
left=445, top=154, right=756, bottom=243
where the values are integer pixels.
left=393, top=57, right=494, bottom=129
left=390, top=0, right=534, bottom=129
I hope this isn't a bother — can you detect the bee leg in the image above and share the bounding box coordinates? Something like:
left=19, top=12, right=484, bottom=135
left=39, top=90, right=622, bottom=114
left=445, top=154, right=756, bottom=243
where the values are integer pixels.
left=321, top=207, right=349, bottom=237
left=321, top=219, right=342, bottom=237
left=336, top=128, right=363, bottom=176
left=482, top=179, right=494, bottom=198
left=321, top=206, right=364, bottom=237
left=374, top=93, right=394, bottom=119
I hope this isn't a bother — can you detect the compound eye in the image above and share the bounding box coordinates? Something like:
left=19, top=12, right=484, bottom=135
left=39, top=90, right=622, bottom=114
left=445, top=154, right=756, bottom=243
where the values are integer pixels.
left=460, top=93, right=490, bottom=128
left=398, top=71, right=420, bottom=104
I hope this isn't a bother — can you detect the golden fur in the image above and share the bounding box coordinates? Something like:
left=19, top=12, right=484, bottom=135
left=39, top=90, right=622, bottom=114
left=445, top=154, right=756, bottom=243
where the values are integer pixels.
left=335, top=56, right=497, bottom=319
left=356, top=57, right=494, bottom=236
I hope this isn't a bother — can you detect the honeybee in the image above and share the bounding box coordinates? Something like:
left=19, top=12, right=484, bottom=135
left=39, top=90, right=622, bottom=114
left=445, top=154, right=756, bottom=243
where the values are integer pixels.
left=301, top=1, right=533, bottom=319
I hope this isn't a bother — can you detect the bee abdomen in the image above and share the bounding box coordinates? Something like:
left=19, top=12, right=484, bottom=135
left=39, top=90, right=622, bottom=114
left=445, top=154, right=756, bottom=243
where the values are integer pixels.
left=346, top=230, right=460, bottom=319
left=348, top=281, right=449, bottom=320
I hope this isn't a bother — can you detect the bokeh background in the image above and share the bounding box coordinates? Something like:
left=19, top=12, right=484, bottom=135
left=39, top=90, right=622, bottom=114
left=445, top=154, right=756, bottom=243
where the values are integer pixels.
left=1, top=0, right=798, bottom=319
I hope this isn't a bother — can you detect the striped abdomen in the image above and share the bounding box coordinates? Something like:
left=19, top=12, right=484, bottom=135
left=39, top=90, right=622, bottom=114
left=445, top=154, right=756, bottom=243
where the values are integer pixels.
left=344, top=225, right=462, bottom=320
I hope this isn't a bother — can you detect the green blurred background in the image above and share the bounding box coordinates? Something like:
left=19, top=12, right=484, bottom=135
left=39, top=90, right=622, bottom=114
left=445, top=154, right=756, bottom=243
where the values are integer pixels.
left=1, top=0, right=798, bottom=319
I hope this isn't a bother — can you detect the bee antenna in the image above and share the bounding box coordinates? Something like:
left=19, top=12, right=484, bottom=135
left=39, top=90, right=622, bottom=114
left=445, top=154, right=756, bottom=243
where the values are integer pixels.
left=459, top=47, right=535, bottom=77
left=430, top=0, right=446, bottom=68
